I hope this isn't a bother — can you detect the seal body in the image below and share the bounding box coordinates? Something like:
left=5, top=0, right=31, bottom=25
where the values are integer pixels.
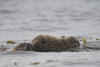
left=31, top=35, right=80, bottom=52
left=14, top=35, right=80, bottom=52
left=61, top=36, right=80, bottom=51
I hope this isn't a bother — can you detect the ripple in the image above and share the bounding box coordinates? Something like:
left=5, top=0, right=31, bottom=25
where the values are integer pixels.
left=0, top=9, right=17, bottom=14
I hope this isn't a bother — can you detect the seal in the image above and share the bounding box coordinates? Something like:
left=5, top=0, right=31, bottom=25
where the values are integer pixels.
left=14, top=35, right=80, bottom=52
left=31, top=35, right=80, bottom=52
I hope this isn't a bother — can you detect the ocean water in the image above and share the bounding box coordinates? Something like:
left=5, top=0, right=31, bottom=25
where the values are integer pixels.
left=0, top=0, right=100, bottom=40
left=0, top=0, right=100, bottom=67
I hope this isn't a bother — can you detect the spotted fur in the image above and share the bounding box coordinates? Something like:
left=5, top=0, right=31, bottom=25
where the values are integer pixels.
left=31, top=35, right=80, bottom=52
left=14, top=35, right=80, bottom=52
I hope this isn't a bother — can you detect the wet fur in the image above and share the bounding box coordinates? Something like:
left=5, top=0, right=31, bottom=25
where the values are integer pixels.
left=14, top=35, right=80, bottom=52
left=31, top=35, right=80, bottom=52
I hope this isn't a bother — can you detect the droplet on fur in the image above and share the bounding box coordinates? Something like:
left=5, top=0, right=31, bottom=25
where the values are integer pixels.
left=6, top=40, right=16, bottom=44
left=32, top=62, right=40, bottom=65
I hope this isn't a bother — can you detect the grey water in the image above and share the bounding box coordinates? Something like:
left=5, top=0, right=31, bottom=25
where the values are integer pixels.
left=0, top=0, right=100, bottom=40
